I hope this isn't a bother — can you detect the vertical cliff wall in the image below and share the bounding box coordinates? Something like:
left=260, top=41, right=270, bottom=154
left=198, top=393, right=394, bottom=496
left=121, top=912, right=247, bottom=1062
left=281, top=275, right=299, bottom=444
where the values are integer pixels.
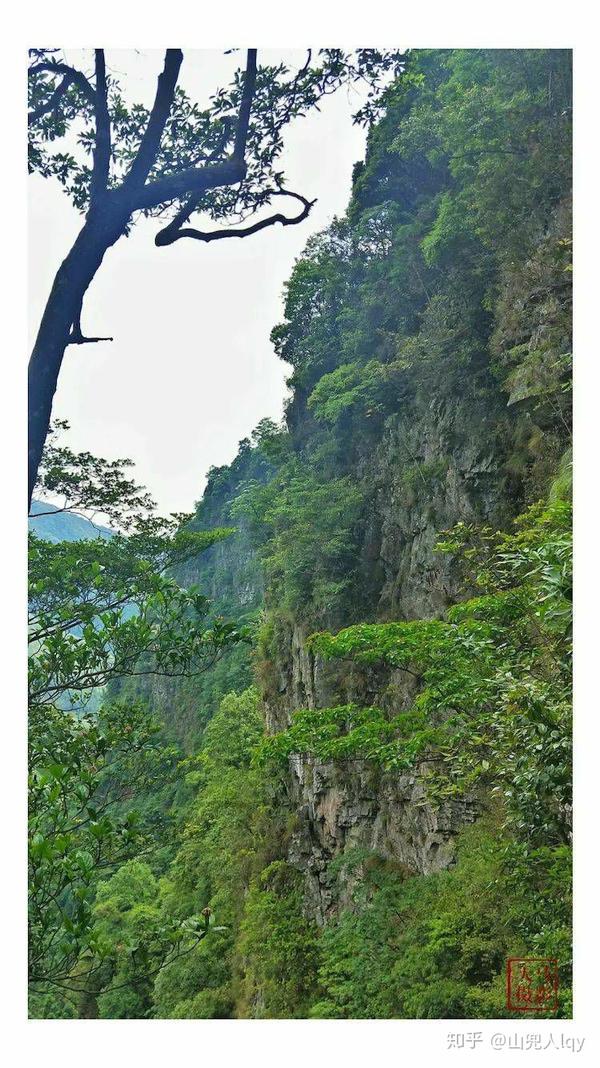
left=159, top=49, right=572, bottom=920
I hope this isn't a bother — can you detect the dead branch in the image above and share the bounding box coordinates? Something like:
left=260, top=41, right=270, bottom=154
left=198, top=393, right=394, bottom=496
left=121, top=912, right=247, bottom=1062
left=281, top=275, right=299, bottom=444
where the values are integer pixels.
left=68, top=313, right=113, bottom=346
left=155, top=189, right=316, bottom=247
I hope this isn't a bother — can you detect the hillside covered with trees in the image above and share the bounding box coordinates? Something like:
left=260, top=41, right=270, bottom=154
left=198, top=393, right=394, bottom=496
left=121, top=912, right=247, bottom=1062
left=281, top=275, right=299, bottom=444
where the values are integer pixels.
left=29, top=48, right=572, bottom=1020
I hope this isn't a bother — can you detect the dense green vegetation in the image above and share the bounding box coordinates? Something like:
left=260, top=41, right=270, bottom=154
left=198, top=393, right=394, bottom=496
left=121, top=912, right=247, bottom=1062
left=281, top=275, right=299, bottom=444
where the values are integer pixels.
left=263, top=498, right=572, bottom=846
left=30, top=49, right=572, bottom=1019
left=28, top=432, right=247, bottom=1013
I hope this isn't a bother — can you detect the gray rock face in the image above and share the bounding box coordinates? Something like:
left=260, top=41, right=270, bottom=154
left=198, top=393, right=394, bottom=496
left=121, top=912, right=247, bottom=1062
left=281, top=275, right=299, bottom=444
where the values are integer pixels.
left=264, top=397, right=510, bottom=919
left=286, top=754, right=478, bottom=923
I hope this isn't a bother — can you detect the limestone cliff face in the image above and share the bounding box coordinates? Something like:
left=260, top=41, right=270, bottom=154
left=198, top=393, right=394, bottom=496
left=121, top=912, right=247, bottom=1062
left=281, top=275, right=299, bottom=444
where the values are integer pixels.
left=168, top=237, right=568, bottom=919
left=286, top=755, right=477, bottom=923
left=261, top=394, right=511, bottom=919
left=165, top=55, right=571, bottom=921
left=373, top=399, right=511, bottom=621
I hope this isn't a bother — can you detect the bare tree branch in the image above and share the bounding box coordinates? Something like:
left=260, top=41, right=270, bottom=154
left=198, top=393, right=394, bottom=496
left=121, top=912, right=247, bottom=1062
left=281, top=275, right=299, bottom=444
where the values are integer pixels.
left=155, top=189, right=316, bottom=246
left=68, top=312, right=113, bottom=346
left=131, top=157, right=246, bottom=214
left=148, top=116, right=238, bottom=236
left=132, top=50, right=256, bottom=224
left=122, top=49, right=183, bottom=193
left=233, top=49, right=258, bottom=160
left=28, top=48, right=405, bottom=501
left=90, top=49, right=111, bottom=203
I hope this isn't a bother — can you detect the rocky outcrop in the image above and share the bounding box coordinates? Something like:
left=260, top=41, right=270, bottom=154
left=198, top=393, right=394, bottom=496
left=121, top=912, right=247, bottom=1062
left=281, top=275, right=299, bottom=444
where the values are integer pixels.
left=287, top=755, right=478, bottom=923
left=261, top=396, right=511, bottom=919
left=167, top=67, right=571, bottom=925
left=373, top=399, right=511, bottom=621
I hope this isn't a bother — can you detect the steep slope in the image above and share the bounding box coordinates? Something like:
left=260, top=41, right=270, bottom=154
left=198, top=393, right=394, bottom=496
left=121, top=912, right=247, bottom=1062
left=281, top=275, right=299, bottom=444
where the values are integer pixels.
left=219, top=49, right=571, bottom=919
left=129, top=49, right=571, bottom=1018
left=154, top=45, right=571, bottom=886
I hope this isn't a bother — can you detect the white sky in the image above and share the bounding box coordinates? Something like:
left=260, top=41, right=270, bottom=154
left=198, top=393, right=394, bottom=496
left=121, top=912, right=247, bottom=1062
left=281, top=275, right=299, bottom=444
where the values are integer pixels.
left=28, top=49, right=369, bottom=515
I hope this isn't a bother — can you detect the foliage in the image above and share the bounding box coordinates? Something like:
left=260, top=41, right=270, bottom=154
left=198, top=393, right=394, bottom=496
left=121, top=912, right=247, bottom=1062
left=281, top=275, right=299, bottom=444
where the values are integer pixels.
left=257, top=704, right=404, bottom=767
left=137, top=419, right=281, bottom=752
left=29, top=425, right=247, bottom=713
left=34, top=420, right=156, bottom=531
left=232, top=459, right=365, bottom=620
left=300, top=500, right=572, bottom=846
left=29, top=533, right=243, bottom=707
left=29, top=700, right=165, bottom=989
left=31, top=49, right=572, bottom=1020
left=490, top=203, right=572, bottom=416
left=401, top=50, right=572, bottom=263
left=151, top=688, right=277, bottom=1018
left=244, top=47, right=573, bottom=628
left=236, top=862, right=321, bottom=1019
left=28, top=49, right=407, bottom=223
left=307, top=359, right=405, bottom=425
left=90, top=862, right=222, bottom=1019
left=29, top=435, right=245, bottom=994
left=310, top=819, right=571, bottom=1019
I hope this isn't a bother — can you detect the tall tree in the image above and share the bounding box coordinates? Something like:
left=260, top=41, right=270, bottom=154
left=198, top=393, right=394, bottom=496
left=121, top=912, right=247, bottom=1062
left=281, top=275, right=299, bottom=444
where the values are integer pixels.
left=28, top=47, right=406, bottom=504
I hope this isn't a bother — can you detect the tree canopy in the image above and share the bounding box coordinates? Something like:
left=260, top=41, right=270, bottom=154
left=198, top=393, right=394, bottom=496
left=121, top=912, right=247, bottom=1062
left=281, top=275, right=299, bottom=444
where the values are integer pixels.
left=27, top=48, right=407, bottom=504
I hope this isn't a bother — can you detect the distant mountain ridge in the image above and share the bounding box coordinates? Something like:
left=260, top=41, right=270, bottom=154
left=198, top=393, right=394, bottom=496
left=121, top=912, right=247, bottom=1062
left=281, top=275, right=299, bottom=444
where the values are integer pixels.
left=29, top=500, right=112, bottom=543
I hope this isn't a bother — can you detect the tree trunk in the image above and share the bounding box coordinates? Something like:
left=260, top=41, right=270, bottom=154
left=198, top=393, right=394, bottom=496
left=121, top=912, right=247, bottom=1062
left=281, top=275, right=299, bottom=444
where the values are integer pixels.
left=28, top=208, right=126, bottom=507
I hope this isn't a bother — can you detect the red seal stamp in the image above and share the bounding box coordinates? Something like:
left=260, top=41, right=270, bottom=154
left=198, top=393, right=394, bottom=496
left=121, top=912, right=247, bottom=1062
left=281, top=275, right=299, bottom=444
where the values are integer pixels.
left=506, top=958, right=559, bottom=1012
